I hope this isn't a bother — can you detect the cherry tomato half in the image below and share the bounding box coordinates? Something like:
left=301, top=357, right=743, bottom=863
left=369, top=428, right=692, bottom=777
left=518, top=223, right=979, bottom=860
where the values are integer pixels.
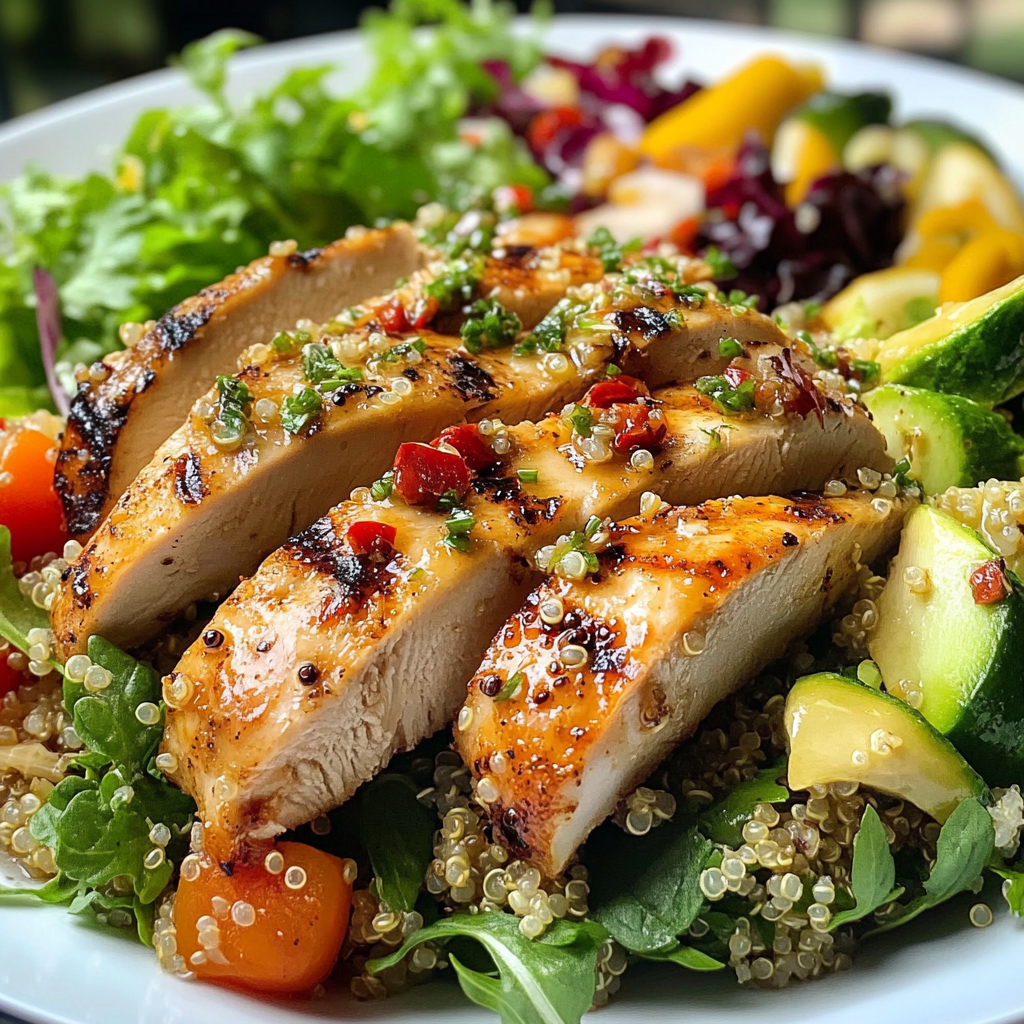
left=0, top=428, right=68, bottom=563
left=393, top=443, right=471, bottom=506
left=431, top=424, right=499, bottom=471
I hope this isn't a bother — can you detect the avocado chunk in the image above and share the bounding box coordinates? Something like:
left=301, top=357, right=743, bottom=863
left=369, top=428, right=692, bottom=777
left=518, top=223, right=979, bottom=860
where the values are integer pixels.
left=795, top=91, right=892, bottom=153
left=863, top=383, right=1024, bottom=493
left=823, top=267, right=939, bottom=341
left=870, top=505, right=1024, bottom=785
left=875, top=273, right=1024, bottom=404
left=785, top=672, right=988, bottom=822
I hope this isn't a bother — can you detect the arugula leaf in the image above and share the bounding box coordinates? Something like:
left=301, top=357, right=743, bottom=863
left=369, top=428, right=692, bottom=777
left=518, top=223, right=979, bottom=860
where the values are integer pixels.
left=829, top=805, right=903, bottom=929
left=698, top=760, right=788, bottom=847
left=173, top=30, right=263, bottom=106
left=993, top=867, right=1024, bottom=916
left=359, top=774, right=435, bottom=913
left=637, top=944, right=725, bottom=971
left=0, top=526, right=50, bottom=654
left=587, top=817, right=712, bottom=954
left=368, top=912, right=606, bottom=1024
left=869, top=798, right=994, bottom=935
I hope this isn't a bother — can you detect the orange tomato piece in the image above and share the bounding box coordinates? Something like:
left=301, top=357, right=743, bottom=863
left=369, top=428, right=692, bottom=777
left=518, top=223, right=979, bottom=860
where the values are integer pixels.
left=0, top=427, right=68, bottom=563
left=174, top=842, right=352, bottom=994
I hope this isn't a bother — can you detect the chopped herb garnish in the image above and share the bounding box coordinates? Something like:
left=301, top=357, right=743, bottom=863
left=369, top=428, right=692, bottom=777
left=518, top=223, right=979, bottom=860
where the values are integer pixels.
left=892, top=457, right=918, bottom=490
left=702, top=245, right=737, bottom=279
left=272, top=331, right=297, bottom=353
left=380, top=338, right=428, bottom=363
left=417, top=208, right=497, bottom=257
left=443, top=507, right=477, bottom=552
left=494, top=671, right=524, bottom=702
left=214, top=375, right=253, bottom=445
left=673, top=284, right=709, bottom=306
left=517, top=468, right=539, bottom=484
left=301, top=342, right=362, bottom=387
left=852, top=359, right=881, bottom=384
left=797, top=330, right=838, bottom=369
left=695, top=374, right=756, bottom=414
left=436, top=488, right=463, bottom=514
left=584, top=515, right=602, bottom=539
left=513, top=297, right=584, bottom=356
left=718, top=337, right=744, bottom=360
left=570, top=404, right=593, bottom=438
left=280, top=386, right=322, bottom=435
left=547, top=522, right=602, bottom=575
left=606, top=364, right=620, bottom=377
left=700, top=426, right=722, bottom=450
left=460, top=299, right=522, bottom=355
left=371, top=471, right=395, bottom=501
left=727, top=289, right=760, bottom=310
left=423, top=255, right=485, bottom=310
left=803, top=300, right=823, bottom=320
left=586, top=226, right=641, bottom=273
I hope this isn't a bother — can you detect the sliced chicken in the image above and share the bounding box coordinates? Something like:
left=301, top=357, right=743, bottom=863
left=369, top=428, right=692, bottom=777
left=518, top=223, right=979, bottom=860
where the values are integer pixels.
left=51, top=262, right=792, bottom=657
left=158, top=373, right=888, bottom=854
left=457, top=492, right=911, bottom=876
left=55, top=225, right=425, bottom=539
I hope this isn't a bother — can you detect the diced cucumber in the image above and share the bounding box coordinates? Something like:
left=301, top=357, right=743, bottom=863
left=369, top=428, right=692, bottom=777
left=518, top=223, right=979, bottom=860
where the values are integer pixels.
left=796, top=91, right=892, bottom=153
left=870, top=505, right=1024, bottom=785
left=863, top=383, right=1024, bottom=493
left=875, top=273, right=1024, bottom=404
left=823, top=267, right=939, bottom=340
left=785, top=672, right=988, bottom=822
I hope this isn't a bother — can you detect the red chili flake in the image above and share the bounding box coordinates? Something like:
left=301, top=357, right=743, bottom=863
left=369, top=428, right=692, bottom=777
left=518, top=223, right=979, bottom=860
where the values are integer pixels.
left=583, top=375, right=650, bottom=409
left=611, top=403, right=667, bottom=453
left=393, top=442, right=471, bottom=506
left=769, top=347, right=826, bottom=427
left=346, top=520, right=397, bottom=556
left=723, top=364, right=753, bottom=388
left=493, top=184, right=534, bottom=215
left=970, top=559, right=1010, bottom=605
left=431, top=424, right=499, bottom=471
left=374, top=299, right=409, bottom=334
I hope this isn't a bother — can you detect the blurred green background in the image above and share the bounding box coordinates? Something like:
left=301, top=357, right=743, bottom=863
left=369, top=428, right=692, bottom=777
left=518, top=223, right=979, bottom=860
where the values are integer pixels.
left=0, top=0, right=1021, bottom=122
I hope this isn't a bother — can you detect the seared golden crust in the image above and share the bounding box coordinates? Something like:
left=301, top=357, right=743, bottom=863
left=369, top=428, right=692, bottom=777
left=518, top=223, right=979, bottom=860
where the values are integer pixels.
left=55, top=227, right=424, bottom=538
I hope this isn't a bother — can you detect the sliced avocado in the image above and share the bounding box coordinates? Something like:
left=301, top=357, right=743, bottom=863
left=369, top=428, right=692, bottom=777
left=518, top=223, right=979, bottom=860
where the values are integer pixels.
left=902, top=118, right=995, bottom=161
left=870, top=505, right=1024, bottom=785
left=823, top=267, right=939, bottom=341
left=863, top=383, right=1024, bottom=493
left=785, top=672, right=988, bottom=822
left=876, top=273, right=1024, bottom=404
left=796, top=91, right=892, bottom=154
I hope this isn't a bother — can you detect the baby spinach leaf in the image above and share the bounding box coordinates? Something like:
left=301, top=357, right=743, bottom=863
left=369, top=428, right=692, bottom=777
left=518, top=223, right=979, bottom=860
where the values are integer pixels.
left=637, top=943, right=725, bottom=971
left=830, top=805, right=903, bottom=929
left=587, top=817, right=711, bottom=954
left=869, top=798, right=994, bottom=936
left=0, top=526, right=50, bottom=654
left=368, top=912, right=605, bottom=1024
left=360, top=774, right=435, bottom=913
left=64, top=636, right=165, bottom=774
left=698, top=760, right=789, bottom=847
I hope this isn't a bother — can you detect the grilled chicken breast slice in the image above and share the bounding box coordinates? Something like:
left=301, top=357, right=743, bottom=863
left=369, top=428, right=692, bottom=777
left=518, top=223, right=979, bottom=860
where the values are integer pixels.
left=51, top=264, right=791, bottom=657
left=457, top=492, right=911, bottom=876
left=55, top=225, right=424, bottom=540
left=159, top=378, right=888, bottom=852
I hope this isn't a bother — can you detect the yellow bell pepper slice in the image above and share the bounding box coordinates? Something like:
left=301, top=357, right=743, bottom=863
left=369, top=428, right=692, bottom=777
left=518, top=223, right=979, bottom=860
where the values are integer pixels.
left=902, top=237, right=961, bottom=273
left=782, top=122, right=839, bottom=206
left=938, top=229, right=1024, bottom=304
left=916, top=198, right=1001, bottom=243
left=640, top=55, right=824, bottom=161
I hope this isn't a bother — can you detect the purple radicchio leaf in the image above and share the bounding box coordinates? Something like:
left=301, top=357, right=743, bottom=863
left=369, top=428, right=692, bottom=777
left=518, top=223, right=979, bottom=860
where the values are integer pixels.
left=33, top=266, right=71, bottom=417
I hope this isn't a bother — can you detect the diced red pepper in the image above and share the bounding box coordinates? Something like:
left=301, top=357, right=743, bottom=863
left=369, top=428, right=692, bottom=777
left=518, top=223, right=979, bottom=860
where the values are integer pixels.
left=431, top=425, right=499, bottom=471
left=669, top=216, right=700, bottom=253
left=0, top=657, right=22, bottom=698
left=970, top=559, right=1009, bottom=605
left=611, top=404, right=667, bottom=453
left=723, top=365, right=753, bottom=388
left=527, top=106, right=584, bottom=154
left=410, top=295, right=440, bottom=330
left=583, top=375, right=650, bottom=409
left=393, top=443, right=471, bottom=507
left=374, top=299, right=409, bottom=334
left=493, top=184, right=534, bottom=216
left=0, top=427, right=69, bottom=563
left=346, top=520, right=397, bottom=557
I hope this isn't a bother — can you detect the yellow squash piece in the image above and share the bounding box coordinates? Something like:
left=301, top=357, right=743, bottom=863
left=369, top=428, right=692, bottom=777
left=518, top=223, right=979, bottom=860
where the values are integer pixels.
left=823, top=266, right=940, bottom=340
left=640, top=55, right=823, bottom=161
left=939, top=229, right=1024, bottom=304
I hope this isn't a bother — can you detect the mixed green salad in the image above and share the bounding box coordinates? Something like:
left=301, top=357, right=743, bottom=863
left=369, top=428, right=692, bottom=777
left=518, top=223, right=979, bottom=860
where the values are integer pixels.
left=3, top=2, right=1024, bottom=1023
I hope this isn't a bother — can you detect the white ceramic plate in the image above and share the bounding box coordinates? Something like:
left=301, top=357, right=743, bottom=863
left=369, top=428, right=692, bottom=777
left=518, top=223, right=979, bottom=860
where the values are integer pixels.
left=1, top=16, right=1023, bottom=1024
